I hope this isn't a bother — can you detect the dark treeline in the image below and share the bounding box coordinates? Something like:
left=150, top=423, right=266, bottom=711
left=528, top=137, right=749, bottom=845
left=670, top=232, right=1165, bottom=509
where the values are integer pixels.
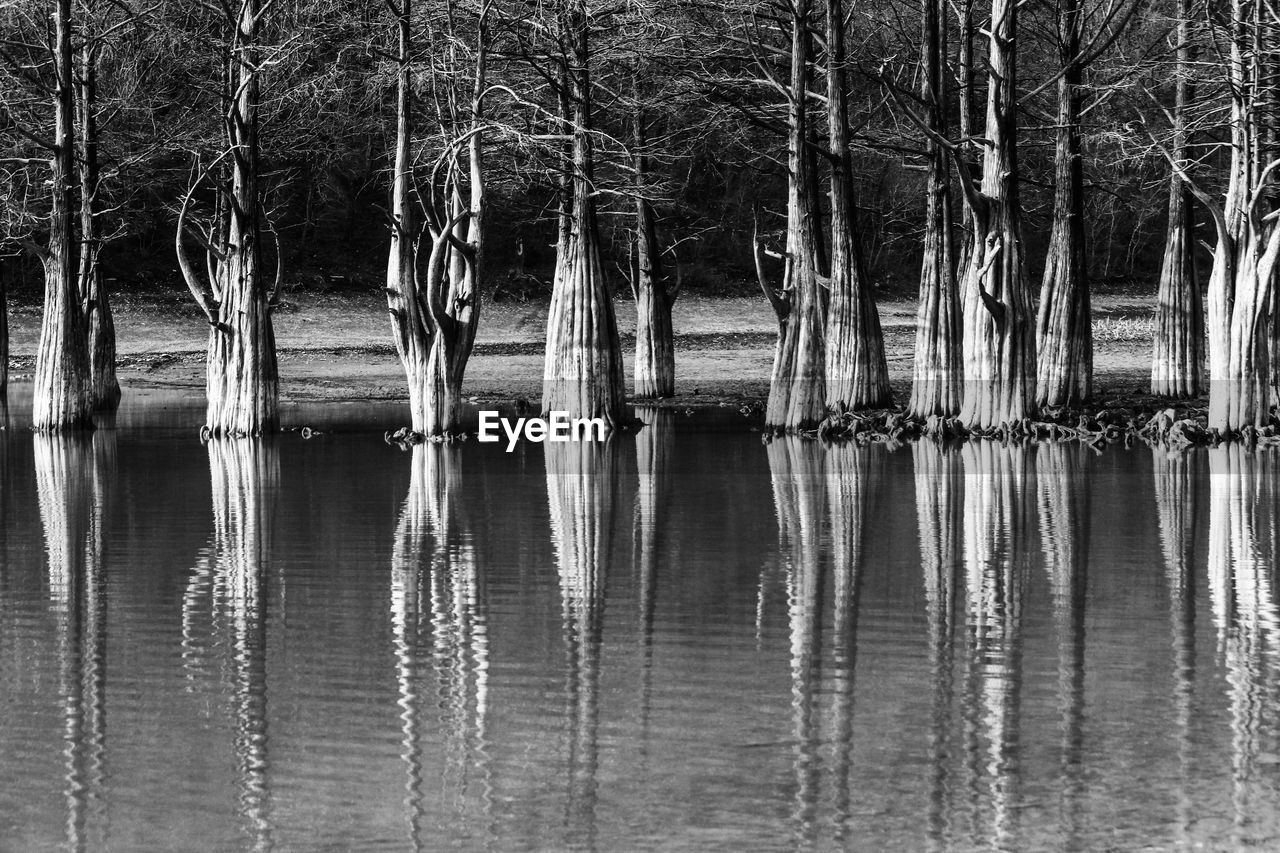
left=0, top=0, right=1277, bottom=435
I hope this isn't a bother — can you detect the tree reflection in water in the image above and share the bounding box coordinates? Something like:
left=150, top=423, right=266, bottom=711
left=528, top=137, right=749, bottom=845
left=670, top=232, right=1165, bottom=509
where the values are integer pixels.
left=34, top=429, right=114, bottom=852
left=959, top=440, right=1031, bottom=852
left=764, top=437, right=876, bottom=847
left=1207, top=445, right=1280, bottom=847
left=180, top=439, right=277, bottom=852
left=633, top=407, right=675, bottom=758
left=390, top=442, right=491, bottom=850
left=914, top=440, right=961, bottom=850
left=546, top=439, right=620, bottom=851
left=1152, top=445, right=1199, bottom=843
left=1035, top=441, right=1090, bottom=847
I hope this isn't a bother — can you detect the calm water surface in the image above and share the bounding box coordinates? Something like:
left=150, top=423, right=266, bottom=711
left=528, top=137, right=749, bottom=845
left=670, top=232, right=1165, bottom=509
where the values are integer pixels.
left=1, top=394, right=1279, bottom=851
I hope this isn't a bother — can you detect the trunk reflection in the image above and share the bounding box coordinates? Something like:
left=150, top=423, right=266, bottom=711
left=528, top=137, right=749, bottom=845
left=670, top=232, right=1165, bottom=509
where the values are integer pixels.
left=765, top=437, right=876, bottom=847
left=960, top=440, right=1031, bottom=851
left=1153, top=445, right=1199, bottom=844
left=35, top=430, right=114, bottom=852
left=390, top=443, right=491, bottom=850
left=180, top=439, right=276, bottom=851
left=915, top=440, right=961, bottom=851
left=546, top=439, right=620, bottom=851
left=1208, top=445, right=1280, bottom=848
left=1036, top=442, right=1090, bottom=848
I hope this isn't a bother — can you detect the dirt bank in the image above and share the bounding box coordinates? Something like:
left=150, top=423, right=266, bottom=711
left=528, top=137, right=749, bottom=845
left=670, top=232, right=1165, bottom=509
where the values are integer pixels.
left=5, top=288, right=1169, bottom=412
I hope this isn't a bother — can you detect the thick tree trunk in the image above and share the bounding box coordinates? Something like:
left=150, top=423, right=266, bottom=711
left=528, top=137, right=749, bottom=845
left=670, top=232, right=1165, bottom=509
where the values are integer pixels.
left=385, top=0, right=485, bottom=436
left=824, top=0, right=890, bottom=410
left=958, top=0, right=1035, bottom=430
left=385, top=0, right=430, bottom=430
left=206, top=0, right=278, bottom=436
left=632, top=68, right=676, bottom=399
left=763, top=0, right=826, bottom=430
left=1151, top=0, right=1203, bottom=398
left=955, top=0, right=977, bottom=275
left=78, top=24, right=119, bottom=412
left=544, top=2, right=625, bottom=428
left=909, top=0, right=960, bottom=418
left=1, top=262, right=7, bottom=399
left=33, top=0, right=92, bottom=431
left=1035, top=25, right=1092, bottom=408
left=1201, top=0, right=1278, bottom=433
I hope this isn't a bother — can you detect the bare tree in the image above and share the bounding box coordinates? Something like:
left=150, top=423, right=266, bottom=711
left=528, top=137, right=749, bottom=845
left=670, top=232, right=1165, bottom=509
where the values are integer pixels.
left=31, top=0, right=93, bottom=430
left=1150, top=0, right=1280, bottom=432
left=543, top=0, right=626, bottom=429
left=824, top=0, right=890, bottom=411
left=1150, top=0, right=1203, bottom=398
left=385, top=0, right=488, bottom=436
left=176, top=0, right=280, bottom=437
left=630, top=60, right=680, bottom=399
left=908, top=0, right=960, bottom=419
left=755, top=0, right=826, bottom=430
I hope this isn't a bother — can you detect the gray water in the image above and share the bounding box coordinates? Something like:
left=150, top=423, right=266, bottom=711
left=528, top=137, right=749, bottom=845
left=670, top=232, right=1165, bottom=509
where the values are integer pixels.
left=1, top=394, right=1278, bottom=851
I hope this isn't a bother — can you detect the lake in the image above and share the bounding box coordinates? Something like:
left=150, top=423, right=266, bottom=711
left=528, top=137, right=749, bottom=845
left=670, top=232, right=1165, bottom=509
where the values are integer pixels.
left=1, top=391, right=1278, bottom=851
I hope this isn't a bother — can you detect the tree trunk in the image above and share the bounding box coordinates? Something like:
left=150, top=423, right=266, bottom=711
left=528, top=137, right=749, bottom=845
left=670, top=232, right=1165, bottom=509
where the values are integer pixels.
left=958, top=0, right=1035, bottom=430
left=824, top=0, right=890, bottom=410
left=632, top=65, right=677, bottom=399
left=1035, top=10, right=1091, bottom=409
left=1201, top=0, right=1278, bottom=433
left=384, top=0, right=485, bottom=436
left=544, top=2, right=625, bottom=428
left=909, top=0, right=960, bottom=418
left=1151, top=0, right=1203, bottom=398
left=206, top=0, right=278, bottom=436
left=1, top=261, right=7, bottom=400
left=33, top=0, right=92, bottom=431
left=78, top=18, right=119, bottom=412
left=763, top=0, right=826, bottom=430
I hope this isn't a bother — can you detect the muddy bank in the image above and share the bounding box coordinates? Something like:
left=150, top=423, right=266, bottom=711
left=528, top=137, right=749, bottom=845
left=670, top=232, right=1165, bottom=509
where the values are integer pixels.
left=5, top=289, right=1169, bottom=415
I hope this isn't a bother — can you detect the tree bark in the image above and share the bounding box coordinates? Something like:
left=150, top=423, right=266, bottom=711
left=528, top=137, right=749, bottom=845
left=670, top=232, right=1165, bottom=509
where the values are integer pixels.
left=762, top=0, right=826, bottom=430
left=33, top=0, right=92, bottom=431
left=204, top=0, right=278, bottom=436
left=824, top=0, right=890, bottom=410
left=632, top=65, right=677, bottom=399
left=1, top=261, right=7, bottom=400
left=958, top=0, right=1036, bottom=430
left=543, top=1, right=625, bottom=429
left=1035, top=4, right=1092, bottom=408
left=1199, top=0, right=1278, bottom=432
left=384, top=0, right=486, bottom=436
left=78, top=13, right=119, bottom=412
left=909, top=0, right=961, bottom=418
left=1151, top=0, right=1203, bottom=398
